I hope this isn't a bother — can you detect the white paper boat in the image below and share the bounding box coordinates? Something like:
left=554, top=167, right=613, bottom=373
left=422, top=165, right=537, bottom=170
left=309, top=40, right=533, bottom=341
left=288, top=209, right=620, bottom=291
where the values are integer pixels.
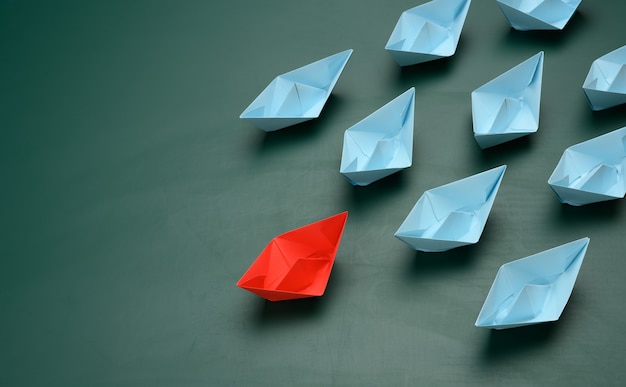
left=476, top=237, right=589, bottom=329
left=340, top=88, right=415, bottom=186
left=240, top=49, right=353, bottom=132
left=582, top=45, right=626, bottom=111
left=385, top=0, right=471, bottom=66
left=472, top=52, right=544, bottom=149
left=548, top=126, right=626, bottom=206
left=497, top=0, right=582, bottom=31
left=395, top=165, right=506, bottom=252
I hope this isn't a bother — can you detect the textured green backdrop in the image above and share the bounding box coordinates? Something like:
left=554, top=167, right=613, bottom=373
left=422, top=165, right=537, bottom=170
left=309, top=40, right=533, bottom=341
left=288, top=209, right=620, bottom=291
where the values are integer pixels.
left=2, top=0, right=626, bottom=385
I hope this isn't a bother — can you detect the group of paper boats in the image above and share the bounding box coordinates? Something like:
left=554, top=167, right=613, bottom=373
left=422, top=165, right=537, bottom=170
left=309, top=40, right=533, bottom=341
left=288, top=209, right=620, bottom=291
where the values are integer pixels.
left=236, top=0, right=620, bottom=330
left=237, top=209, right=590, bottom=330
left=239, top=1, right=626, bottom=188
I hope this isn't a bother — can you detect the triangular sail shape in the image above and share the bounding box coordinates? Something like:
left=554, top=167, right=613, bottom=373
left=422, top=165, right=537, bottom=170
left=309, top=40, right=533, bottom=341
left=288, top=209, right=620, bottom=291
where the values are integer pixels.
left=240, top=49, right=353, bottom=131
left=476, top=238, right=589, bottom=329
left=385, top=0, right=471, bottom=66
left=497, top=0, right=582, bottom=31
left=548, top=126, right=626, bottom=206
left=583, top=45, right=626, bottom=111
left=472, top=52, right=544, bottom=149
left=340, top=88, right=415, bottom=186
left=237, top=212, right=348, bottom=301
left=395, top=165, right=506, bottom=252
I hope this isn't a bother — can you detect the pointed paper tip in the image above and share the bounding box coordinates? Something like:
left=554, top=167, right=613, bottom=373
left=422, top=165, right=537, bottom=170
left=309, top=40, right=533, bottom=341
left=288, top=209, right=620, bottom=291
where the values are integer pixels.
left=336, top=49, right=354, bottom=63
left=490, top=164, right=507, bottom=178
left=577, top=236, right=591, bottom=247
left=332, top=211, right=349, bottom=223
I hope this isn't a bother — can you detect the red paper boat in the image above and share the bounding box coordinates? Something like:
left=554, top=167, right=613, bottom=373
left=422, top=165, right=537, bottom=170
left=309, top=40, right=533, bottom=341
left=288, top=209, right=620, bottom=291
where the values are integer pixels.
left=237, top=211, right=348, bottom=301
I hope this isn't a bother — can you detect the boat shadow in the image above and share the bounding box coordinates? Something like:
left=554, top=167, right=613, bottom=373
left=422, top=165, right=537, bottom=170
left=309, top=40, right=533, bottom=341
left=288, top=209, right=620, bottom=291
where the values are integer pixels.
left=465, top=115, right=535, bottom=168
left=247, top=262, right=344, bottom=329
left=249, top=93, right=347, bottom=154
left=549, top=198, right=623, bottom=228
left=478, top=290, right=581, bottom=364
left=401, top=212, right=502, bottom=280
left=578, top=102, right=626, bottom=132
left=391, top=36, right=467, bottom=89
left=341, top=169, right=410, bottom=213
left=499, top=10, right=587, bottom=50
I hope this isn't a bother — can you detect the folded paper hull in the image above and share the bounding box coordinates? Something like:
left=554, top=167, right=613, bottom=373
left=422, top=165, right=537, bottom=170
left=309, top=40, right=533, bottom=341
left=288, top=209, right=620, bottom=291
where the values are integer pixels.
left=582, top=45, right=626, bottom=111
left=497, top=0, right=582, bottom=31
left=340, top=88, right=415, bottom=186
left=385, top=0, right=471, bottom=66
left=240, top=49, right=353, bottom=131
left=472, top=52, right=544, bottom=149
left=548, top=126, right=626, bottom=206
left=476, top=238, right=589, bottom=329
left=395, top=165, right=506, bottom=252
left=237, top=212, right=348, bottom=301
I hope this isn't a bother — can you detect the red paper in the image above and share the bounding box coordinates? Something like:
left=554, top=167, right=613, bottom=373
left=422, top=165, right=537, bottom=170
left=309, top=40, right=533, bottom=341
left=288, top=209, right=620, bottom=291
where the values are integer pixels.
left=237, top=211, right=348, bottom=301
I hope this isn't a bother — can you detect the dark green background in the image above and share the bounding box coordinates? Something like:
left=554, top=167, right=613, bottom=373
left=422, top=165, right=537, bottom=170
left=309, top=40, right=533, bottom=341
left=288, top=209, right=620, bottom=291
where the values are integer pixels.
left=2, top=0, right=626, bottom=385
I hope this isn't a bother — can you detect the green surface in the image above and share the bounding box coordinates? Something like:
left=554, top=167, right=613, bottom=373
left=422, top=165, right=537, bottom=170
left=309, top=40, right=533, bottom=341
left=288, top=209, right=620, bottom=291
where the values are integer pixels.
left=2, top=0, right=626, bottom=385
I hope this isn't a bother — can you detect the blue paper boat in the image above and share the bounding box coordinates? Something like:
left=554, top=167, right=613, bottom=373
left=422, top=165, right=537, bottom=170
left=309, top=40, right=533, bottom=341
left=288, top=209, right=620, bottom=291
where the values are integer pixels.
left=548, top=126, right=626, bottom=206
left=340, top=88, right=415, bottom=186
left=497, top=0, right=582, bottom=31
left=476, top=237, right=589, bottom=329
left=240, top=49, right=353, bottom=132
left=395, top=165, right=506, bottom=252
left=583, top=45, right=626, bottom=111
left=472, top=52, right=544, bottom=149
left=385, top=0, right=471, bottom=66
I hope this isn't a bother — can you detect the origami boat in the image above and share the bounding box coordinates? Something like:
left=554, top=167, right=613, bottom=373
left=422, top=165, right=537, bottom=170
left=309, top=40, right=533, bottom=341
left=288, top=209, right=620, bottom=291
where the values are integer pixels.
left=476, top=237, right=589, bottom=329
left=582, top=45, right=626, bottom=111
left=237, top=212, right=348, bottom=301
left=385, top=0, right=471, bottom=66
left=340, top=88, right=415, bottom=186
left=240, top=49, right=353, bottom=132
left=497, top=0, right=582, bottom=31
left=471, top=52, right=544, bottom=149
left=548, top=126, right=626, bottom=206
left=395, top=165, right=506, bottom=252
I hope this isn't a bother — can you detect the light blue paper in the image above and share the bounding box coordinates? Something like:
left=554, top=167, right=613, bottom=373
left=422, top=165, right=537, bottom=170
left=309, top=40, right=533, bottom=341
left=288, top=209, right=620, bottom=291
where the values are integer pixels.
left=240, top=49, right=353, bottom=132
left=385, top=0, right=471, bottom=66
left=395, top=165, right=506, bottom=252
left=497, top=0, right=582, bottom=31
left=582, top=45, right=626, bottom=111
left=472, top=52, right=543, bottom=149
left=340, top=88, right=415, bottom=186
left=476, top=237, right=589, bottom=329
left=548, top=126, right=626, bottom=206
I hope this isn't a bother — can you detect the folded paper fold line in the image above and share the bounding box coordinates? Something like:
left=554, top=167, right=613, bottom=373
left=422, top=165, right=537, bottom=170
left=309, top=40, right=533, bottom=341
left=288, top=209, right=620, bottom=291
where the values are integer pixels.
left=340, top=88, right=415, bottom=186
left=395, top=165, right=506, bottom=252
left=497, top=0, right=582, bottom=31
left=240, top=49, right=353, bottom=131
left=237, top=212, right=348, bottom=301
left=476, top=237, right=589, bottom=329
left=548, top=126, right=626, bottom=206
left=583, top=45, right=626, bottom=111
left=385, top=0, right=471, bottom=66
left=472, top=52, right=543, bottom=149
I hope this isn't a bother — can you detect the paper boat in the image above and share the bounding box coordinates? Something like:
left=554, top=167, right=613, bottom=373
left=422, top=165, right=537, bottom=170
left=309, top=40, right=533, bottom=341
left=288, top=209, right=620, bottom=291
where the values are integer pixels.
left=385, top=0, right=471, bottom=66
left=582, top=45, right=626, bottom=111
left=476, top=237, right=589, bottom=329
left=395, top=165, right=506, bottom=252
left=240, top=49, right=353, bottom=132
left=340, top=88, right=415, bottom=186
left=548, top=126, right=626, bottom=206
left=471, top=52, right=544, bottom=149
left=497, top=0, right=582, bottom=31
left=237, top=212, right=348, bottom=301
